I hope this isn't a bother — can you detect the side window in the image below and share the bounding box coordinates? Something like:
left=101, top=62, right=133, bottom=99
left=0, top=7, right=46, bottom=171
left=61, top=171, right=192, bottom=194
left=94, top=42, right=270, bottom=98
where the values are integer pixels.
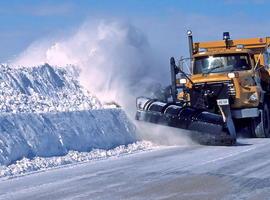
left=266, top=48, right=270, bottom=68
left=250, top=55, right=256, bottom=67
left=265, top=48, right=270, bottom=69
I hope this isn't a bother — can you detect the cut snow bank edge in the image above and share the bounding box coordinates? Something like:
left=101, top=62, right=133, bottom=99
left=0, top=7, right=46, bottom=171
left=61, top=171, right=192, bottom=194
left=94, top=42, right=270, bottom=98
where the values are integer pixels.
left=0, top=141, right=157, bottom=178
left=0, top=108, right=137, bottom=166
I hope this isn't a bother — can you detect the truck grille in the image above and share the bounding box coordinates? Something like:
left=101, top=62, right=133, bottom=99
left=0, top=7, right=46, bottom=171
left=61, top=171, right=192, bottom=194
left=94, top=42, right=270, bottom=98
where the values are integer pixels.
left=190, top=81, right=234, bottom=110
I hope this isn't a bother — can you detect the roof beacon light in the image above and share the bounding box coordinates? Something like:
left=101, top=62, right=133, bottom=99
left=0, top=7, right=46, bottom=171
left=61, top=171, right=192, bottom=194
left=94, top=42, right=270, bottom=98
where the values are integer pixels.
left=223, top=32, right=230, bottom=40
left=223, top=32, right=231, bottom=49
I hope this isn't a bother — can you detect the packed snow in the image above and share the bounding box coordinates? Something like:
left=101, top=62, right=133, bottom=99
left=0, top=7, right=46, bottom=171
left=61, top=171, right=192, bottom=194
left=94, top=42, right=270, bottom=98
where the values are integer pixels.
left=0, top=141, right=156, bottom=178
left=0, top=108, right=138, bottom=166
left=0, top=64, right=141, bottom=167
left=0, top=64, right=101, bottom=113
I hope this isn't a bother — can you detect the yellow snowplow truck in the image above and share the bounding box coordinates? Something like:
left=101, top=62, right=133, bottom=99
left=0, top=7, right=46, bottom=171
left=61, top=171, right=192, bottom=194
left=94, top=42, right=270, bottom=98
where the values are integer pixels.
left=136, top=31, right=270, bottom=145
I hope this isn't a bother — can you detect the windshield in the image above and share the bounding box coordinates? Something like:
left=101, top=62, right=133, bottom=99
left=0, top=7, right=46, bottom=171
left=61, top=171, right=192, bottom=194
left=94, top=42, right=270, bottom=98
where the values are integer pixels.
left=193, top=54, right=252, bottom=74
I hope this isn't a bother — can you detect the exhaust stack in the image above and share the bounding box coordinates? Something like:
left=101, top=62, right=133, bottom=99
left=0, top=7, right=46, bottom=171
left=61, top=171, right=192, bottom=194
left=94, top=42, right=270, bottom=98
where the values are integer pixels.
left=187, top=30, right=194, bottom=58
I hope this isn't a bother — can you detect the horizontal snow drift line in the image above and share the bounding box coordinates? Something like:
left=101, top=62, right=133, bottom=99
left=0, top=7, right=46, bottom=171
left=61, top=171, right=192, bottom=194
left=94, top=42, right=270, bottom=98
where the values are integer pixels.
left=0, top=108, right=137, bottom=166
left=0, top=141, right=156, bottom=178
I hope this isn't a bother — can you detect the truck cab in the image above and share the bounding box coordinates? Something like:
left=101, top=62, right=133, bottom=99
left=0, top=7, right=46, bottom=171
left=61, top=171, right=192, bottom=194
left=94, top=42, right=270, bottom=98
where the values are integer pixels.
left=178, top=32, right=270, bottom=137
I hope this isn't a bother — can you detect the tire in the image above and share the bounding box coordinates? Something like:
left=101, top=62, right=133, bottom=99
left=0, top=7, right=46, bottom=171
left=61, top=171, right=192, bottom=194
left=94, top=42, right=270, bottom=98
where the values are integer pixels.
left=250, top=103, right=270, bottom=138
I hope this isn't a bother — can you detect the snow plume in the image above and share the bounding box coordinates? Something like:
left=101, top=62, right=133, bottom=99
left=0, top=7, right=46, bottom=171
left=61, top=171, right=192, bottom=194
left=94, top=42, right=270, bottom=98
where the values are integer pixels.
left=12, top=20, right=167, bottom=113
left=135, top=122, right=195, bottom=146
left=12, top=19, right=192, bottom=146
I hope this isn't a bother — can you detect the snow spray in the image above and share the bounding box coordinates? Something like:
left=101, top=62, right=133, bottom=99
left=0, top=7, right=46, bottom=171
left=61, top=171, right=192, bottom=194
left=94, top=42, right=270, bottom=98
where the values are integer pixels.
left=12, top=19, right=194, bottom=146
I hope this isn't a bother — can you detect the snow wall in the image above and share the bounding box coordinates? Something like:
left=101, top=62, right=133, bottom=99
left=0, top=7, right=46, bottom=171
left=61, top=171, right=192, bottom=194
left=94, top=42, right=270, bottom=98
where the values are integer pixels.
left=0, top=65, right=137, bottom=166
left=0, top=109, right=136, bottom=166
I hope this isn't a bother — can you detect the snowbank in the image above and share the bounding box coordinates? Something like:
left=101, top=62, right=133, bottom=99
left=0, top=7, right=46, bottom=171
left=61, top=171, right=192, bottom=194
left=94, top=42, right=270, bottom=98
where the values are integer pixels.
left=0, top=64, right=138, bottom=166
left=0, top=109, right=137, bottom=166
left=0, top=141, right=156, bottom=178
left=0, top=64, right=101, bottom=113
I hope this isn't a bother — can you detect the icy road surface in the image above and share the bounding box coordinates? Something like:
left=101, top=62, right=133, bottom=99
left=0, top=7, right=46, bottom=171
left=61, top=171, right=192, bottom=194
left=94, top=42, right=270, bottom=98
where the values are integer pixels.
left=1, top=138, right=270, bottom=200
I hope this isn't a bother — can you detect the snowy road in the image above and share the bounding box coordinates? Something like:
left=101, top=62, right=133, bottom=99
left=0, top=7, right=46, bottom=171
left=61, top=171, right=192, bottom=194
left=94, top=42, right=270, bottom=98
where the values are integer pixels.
left=1, top=138, right=270, bottom=200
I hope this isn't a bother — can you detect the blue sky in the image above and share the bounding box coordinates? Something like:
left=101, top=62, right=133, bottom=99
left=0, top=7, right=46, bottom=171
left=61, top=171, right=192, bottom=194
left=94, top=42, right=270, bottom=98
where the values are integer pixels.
left=0, top=0, right=270, bottom=62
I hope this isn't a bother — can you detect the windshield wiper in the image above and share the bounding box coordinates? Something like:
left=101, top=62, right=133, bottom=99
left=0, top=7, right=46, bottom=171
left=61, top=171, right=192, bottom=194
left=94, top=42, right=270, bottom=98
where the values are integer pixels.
left=204, top=65, right=224, bottom=74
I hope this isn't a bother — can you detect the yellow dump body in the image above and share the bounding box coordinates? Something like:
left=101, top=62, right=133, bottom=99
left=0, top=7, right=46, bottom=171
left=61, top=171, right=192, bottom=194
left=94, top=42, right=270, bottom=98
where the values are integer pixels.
left=193, top=37, right=270, bottom=65
left=194, top=37, right=270, bottom=50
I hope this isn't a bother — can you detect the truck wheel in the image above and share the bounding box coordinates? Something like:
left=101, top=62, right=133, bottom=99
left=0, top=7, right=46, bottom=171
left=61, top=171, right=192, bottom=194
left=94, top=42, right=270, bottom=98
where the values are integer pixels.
left=251, top=103, right=270, bottom=138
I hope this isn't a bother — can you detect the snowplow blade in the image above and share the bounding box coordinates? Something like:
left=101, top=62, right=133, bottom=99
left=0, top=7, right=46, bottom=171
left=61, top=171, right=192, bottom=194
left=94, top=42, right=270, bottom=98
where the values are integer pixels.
left=135, top=97, right=236, bottom=145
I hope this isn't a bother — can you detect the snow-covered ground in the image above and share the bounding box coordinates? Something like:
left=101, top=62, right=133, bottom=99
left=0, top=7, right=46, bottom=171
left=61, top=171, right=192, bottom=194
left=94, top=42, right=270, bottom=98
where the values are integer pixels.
left=0, top=64, right=142, bottom=168
left=1, top=138, right=270, bottom=200
left=0, top=141, right=156, bottom=178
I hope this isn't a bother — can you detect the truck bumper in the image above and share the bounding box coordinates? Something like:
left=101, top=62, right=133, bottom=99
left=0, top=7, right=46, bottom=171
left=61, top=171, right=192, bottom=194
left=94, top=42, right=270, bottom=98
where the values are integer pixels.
left=232, top=108, right=260, bottom=119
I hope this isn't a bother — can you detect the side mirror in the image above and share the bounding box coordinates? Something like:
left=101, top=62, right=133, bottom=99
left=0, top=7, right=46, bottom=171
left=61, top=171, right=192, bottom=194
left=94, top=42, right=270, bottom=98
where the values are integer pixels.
left=179, top=57, right=192, bottom=76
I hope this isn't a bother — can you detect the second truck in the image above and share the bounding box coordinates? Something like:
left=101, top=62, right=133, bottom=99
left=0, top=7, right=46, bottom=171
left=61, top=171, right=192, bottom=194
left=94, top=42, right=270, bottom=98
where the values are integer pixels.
left=136, top=31, right=270, bottom=145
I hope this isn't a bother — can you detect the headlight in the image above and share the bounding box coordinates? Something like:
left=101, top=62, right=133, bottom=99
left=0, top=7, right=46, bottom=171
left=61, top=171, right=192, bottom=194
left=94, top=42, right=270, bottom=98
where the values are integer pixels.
left=227, top=72, right=239, bottom=79
left=179, top=78, right=187, bottom=84
left=227, top=72, right=235, bottom=79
